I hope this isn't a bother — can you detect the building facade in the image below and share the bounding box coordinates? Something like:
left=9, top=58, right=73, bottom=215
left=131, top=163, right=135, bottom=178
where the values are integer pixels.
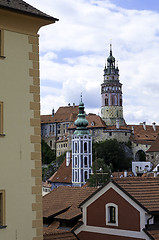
left=0, top=1, right=57, bottom=240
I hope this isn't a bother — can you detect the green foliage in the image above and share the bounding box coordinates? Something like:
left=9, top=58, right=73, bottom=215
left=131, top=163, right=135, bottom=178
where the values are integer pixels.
left=93, top=139, right=131, bottom=171
left=87, top=158, right=112, bottom=187
left=41, top=140, right=56, bottom=165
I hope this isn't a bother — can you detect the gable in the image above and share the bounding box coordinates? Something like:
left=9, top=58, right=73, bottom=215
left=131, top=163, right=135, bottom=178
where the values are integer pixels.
left=87, top=187, right=140, bottom=231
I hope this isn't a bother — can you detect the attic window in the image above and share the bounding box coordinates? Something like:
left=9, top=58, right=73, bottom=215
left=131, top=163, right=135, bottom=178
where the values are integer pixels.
left=91, top=121, right=95, bottom=126
left=106, top=203, right=118, bottom=226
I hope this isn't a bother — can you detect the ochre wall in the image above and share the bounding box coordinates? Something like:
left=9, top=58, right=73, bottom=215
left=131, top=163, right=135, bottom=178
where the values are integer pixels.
left=0, top=18, right=43, bottom=240
left=87, top=187, right=140, bottom=231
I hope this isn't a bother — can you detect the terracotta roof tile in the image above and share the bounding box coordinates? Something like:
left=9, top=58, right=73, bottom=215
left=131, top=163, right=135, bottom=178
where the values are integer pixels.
left=69, top=113, right=106, bottom=129
left=0, top=0, right=58, bottom=21
left=145, top=229, right=159, bottom=240
left=114, top=177, right=159, bottom=212
left=43, top=186, right=96, bottom=219
left=49, top=158, right=72, bottom=184
left=41, top=106, right=79, bottom=124
left=147, top=135, right=159, bottom=152
left=129, top=125, right=159, bottom=143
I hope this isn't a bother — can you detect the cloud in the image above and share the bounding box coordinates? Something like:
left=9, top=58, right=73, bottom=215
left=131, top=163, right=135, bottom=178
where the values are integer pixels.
left=26, top=0, right=159, bottom=125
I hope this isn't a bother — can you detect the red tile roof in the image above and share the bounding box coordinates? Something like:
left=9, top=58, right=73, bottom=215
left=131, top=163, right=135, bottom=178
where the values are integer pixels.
left=129, top=125, right=159, bottom=144
left=41, top=106, right=79, bottom=124
left=49, top=158, right=72, bottom=184
left=147, top=134, right=159, bottom=152
left=43, top=186, right=96, bottom=220
left=114, top=177, right=159, bottom=212
left=69, top=113, right=106, bottom=129
left=145, top=229, right=159, bottom=240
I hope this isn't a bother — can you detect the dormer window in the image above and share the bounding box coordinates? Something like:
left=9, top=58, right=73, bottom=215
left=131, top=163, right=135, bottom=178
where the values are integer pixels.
left=106, top=203, right=118, bottom=226
left=91, top=121, right=95, bottom=126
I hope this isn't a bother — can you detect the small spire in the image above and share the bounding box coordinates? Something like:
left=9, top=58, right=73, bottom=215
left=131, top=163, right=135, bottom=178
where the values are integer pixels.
left=110, top=39, right=112, bottom=56
left=80, top=92, right=82, bottom=102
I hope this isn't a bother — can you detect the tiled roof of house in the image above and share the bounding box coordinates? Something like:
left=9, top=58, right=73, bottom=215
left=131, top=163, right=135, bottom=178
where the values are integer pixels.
left=49, top=158, right=72, bottom=184
left=43, top=186, right=96, bottom=220
left=145, top=229, right=159, bottom=240
left=41, top=106, right=79, bottom=124
left=69, top=113, right=106, bottom=129
left=147, top=134, right=159, bottom=152
left=114, top=177, right=159, bottom=212
left=43, top=221, right=77, bottom=240
left=129, top=124, right=159, bottom=144
left=0, top=0, right=58, bottom=21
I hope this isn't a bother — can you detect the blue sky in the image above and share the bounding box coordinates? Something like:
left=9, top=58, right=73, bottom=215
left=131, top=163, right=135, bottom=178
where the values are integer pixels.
left=26, top=0, right=159, bottom=125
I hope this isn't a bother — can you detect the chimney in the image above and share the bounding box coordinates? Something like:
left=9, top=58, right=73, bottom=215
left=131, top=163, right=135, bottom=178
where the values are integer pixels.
left=52, top=108, right=54, bottom=117
left=152, top=122, right=156, bottom=131
left=73, top=103, right=75, bottom=107
left=66, top=152, right=70, bottom=166
left=124, top=170, right=128, bottom=177
left=131, top=126, right=134, bottom=134
left=143, top=122, right=146, bottom=130
left=116, top=119, right=119, bottom=129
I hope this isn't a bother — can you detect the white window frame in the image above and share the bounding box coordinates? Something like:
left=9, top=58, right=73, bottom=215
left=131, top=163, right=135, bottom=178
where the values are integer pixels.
left=106, top=203, right=118, bottom=226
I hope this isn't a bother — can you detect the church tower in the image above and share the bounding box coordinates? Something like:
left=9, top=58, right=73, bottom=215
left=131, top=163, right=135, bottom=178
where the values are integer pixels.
left=101, top=44, right=125, bottom=126
left=72, top=96, right=92, bottom=187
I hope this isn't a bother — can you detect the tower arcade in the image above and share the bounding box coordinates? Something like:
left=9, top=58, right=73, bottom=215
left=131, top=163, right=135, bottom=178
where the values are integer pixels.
left=101, top=44, right=125, bottom=126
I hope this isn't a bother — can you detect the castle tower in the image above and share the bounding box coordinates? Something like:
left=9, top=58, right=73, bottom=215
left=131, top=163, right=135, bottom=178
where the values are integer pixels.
left=72, top=96, right=92, bottom=187
left=101, top=44, right=125, bottom=126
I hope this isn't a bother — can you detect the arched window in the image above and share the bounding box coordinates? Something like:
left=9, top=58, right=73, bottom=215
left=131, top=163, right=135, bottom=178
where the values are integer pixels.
left=105, top=98, right=108, bottom=106
left=106, top=203, right=118, bottom=226
left=84, top=171, right=88, bottom=181
left=84, top=142, right=87, bottom=153
left=84, top=157, right=87, bottom=167
left=75, top=142, right=78, bottom=153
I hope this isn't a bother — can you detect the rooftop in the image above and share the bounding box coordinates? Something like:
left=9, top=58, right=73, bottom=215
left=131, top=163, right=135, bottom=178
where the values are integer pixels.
left=0, top=0, right=58, bottom=21
left=43, top=186, right=96, bottom=220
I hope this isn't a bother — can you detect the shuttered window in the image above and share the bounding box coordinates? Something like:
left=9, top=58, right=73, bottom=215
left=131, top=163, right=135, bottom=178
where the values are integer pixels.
left=0, top=102, right=3, bottom=134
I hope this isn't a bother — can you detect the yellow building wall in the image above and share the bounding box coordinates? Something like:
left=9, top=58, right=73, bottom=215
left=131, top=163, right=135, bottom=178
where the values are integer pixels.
left=0, top=29, right=42, bottom=239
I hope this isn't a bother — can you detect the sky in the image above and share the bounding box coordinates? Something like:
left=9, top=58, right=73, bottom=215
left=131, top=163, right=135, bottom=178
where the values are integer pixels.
left=25, top=0, right=159, bottom=125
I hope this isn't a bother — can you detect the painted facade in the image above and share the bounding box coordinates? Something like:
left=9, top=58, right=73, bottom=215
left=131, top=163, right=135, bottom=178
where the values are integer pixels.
left=0, top=1, right=57, bottom=240
left=72, top=98, right=92, bottom=187
left=74, top=179, right=158, bottom=240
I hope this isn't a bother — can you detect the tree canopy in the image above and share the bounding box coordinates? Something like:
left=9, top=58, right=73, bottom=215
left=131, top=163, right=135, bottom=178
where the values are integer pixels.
left=93, top=139, right=132, bottom=172
left=41, top=140, right=56, bottom=165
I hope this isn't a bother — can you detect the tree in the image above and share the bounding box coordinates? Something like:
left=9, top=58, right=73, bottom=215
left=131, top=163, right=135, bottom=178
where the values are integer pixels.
left=87, top=158, right=112, bottom=187
left=93, top=139, right=132, bottom=171
left=41, top=140, right=56, bottom=165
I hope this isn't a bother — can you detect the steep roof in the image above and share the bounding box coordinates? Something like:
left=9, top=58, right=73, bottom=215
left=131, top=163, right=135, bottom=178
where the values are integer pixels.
left=144, top=229, right=159, bottom=240
left=147, top=134, right=159, bottom=152
left=0, top=0, right=58, bottom=21
left=129, top=124, right=159, bottom=144
left=41, top=106, right=79, bottom=124
left=43, top=186, right=96, bottom=220
left=114, top=177, right=159, bottom=212
left=49, top=158, right=72, bottom=184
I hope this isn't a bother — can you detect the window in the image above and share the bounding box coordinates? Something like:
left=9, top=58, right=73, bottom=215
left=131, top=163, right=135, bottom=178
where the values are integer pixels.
left=109, top=132, right=112, bottom=137
left=106, top=203, right=118, bottom=226
left=50, top=140, right=52, bottom=147
left=84, top=157, right=87, bottom=167
left=0, top=190, right=5, bottom=226
left=0, top=30, right=5, bottom=58
left=84, top=171, right=88, bottom=181
left=0, top=102, right=3, bottom=135
left=75, top=157, right=78, bottom=167
left=75, top=142, right=78, bottom=153
left=105, top=98, right=108, bottom=106
left=84, top=142, right=87, bottom=153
